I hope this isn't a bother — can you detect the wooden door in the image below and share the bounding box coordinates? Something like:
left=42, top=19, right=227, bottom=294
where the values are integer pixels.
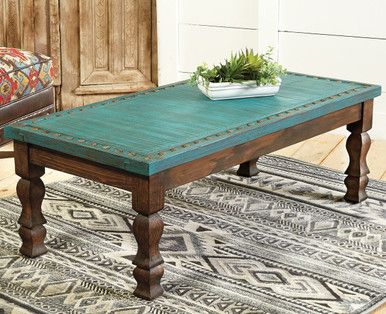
left=0, top=0, right=157, bottom=110
left=60, top=0, right=157, bottom=109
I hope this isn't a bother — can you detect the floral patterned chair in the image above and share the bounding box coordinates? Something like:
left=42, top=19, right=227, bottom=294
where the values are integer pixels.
left=0, top=47, right=54, bottom=158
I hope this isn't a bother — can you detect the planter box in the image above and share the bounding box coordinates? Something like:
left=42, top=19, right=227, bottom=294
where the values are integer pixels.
left=197, top=78, right=281, bottom=101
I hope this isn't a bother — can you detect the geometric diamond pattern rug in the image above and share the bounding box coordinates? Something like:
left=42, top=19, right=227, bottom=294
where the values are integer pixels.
left=0, top=155, right=385, bottom=314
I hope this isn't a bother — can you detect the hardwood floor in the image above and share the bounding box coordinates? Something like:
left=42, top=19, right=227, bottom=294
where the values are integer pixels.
left=275, top=133, right=386, bottom=181
left=1, top=136, right=386, bottom=312
left=0, top=142, right=73, bottom=197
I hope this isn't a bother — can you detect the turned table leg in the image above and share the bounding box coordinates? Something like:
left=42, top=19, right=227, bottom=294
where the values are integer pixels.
left=344, top=100, right=373, bottom=203
left=14, top=142, right=47, bottom=257
left=131, top=178, right=165, bottom=300
left=237, top=158, right=259, bottom=177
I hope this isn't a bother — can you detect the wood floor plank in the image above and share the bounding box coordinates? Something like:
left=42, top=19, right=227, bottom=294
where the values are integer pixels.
left=320, top=141, right=348, bottom=173
left=0, top=169, right=73, bottom=198
left=0, top=156, right=15, bottom=179
left=291, top=134, right=344, bottom=165
left=321, top=140, right=386, bottom=180
left=367, top=140, right=386, bottom=179
left=321, top=138, right=386, bottom=180
left=372, top=301, right=386, bottom=314
left=0, top=142, right=13, bottom=152
left=0, top=142, right=15, bottom=180
left=274, top=142, right=304, bottom=157
left=0, top=175, right=19, bottom=198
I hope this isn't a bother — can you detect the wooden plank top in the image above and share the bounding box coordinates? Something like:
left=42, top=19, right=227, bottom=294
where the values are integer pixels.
left=5, top=73, right=381, bottom=176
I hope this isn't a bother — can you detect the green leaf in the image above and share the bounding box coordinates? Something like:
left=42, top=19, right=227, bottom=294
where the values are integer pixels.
left=190, top=48, right=286, bottom=87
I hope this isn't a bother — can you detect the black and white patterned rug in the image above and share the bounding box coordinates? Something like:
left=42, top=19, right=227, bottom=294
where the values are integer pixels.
left=1, top=155, right=386, bottom=314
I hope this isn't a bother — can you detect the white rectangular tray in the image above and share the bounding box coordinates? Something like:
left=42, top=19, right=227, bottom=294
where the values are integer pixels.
left=197, top=78, right=281, bottom=101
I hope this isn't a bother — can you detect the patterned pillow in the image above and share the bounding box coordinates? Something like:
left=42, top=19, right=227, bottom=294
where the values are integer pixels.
left=0, top=47, right=53, bottom=106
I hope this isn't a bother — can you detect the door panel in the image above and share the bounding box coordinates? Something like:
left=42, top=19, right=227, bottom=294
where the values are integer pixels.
left=74, top=0, right=156, bottom=101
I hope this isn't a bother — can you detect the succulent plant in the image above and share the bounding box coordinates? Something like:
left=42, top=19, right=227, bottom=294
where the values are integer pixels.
left=190, top=48, right=286, bottom=87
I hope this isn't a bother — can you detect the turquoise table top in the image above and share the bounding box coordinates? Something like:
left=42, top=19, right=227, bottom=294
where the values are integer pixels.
left=5, top=73, right=381, bottom=176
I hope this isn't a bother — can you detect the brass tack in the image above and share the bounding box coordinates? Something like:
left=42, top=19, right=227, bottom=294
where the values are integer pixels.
left=32, top=127, right=39, bottom=130
left=116, top=149, right=123, bottom=153
left=194, top=140, right=200, bottom=144
left=103, top=145, right=110, bottom=150
left=79, top=108, right=84, bottom=111
left=91, top=142, right=97, bottom=146
left=236, top=127, right=242, bottom=130
left=53, top=133, right=61, bottom=137
left=227, top=129, right=234, bottom=133
left=66, top=136, right=74, bottom=140
left=247, top=123, right=253, bottom=126
left=336, top=80, right=342, bottom=83
left=44, top=130, right=49, bottom=133
left=182, top=144, right=188, bottom=148
left=158, top=151, right=165, bottom=156
left=145, top=155, right=152, bottom=160
left=205, top=137, right=211, bottom=140
left=78, top=139, right=85, bottom=143
left=127, top=152, right=136, bottom=157
left=170, top=147, right=177, bottom=152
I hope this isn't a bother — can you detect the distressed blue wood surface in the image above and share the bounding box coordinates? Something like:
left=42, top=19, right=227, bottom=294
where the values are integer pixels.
left=5, top=73, right=382, bottom=176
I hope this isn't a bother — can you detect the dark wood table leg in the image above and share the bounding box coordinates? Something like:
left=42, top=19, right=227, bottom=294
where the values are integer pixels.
left=344, top=100, right=373, bottom=203
left=14, top=142, right=47, bottom=257
left=237, top=158, right=259, bottom=177
left=131, top=177, right=165, bottom=300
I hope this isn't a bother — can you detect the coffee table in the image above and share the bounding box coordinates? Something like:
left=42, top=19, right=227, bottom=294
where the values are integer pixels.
left=4, top=73, right=382, bottom=300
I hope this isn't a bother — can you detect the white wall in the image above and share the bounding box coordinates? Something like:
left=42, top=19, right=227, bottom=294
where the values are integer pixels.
left=157, top=0, right=259, bottom=84
left=157, top=0, right=385, bottom=139
left=278, top=0, right=386, bottom=139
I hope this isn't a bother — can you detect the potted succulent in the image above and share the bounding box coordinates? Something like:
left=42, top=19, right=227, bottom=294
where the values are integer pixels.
left=190, top=48, right=286, bottom=100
